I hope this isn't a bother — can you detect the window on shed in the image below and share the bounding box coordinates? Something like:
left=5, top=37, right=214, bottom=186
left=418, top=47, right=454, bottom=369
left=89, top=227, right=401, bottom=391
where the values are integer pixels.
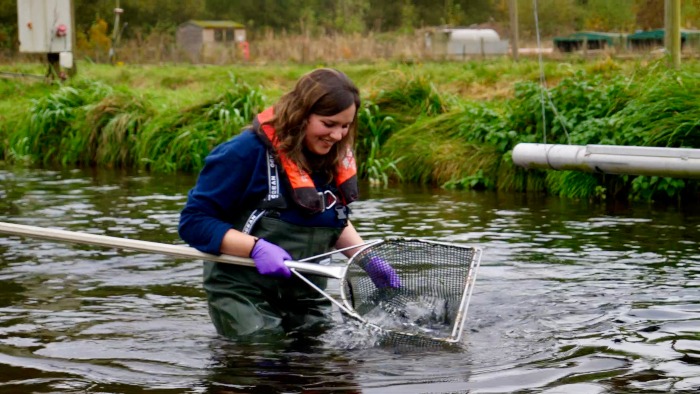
left=214, top=29, right=223, bottom=42
left=226, top=29, right=235, bottom=41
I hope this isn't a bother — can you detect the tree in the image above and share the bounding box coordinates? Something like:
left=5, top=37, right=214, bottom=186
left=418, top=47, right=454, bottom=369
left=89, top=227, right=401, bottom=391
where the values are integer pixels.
left=635, top=0, right=664, bottom=30
left=366, top=0, right=402, bottom=31
left=517, top=0, right=581, bottom=37
left=121, top=0, right=204, bottom=33
left=333, top=0, right=370, bottom=34
left=0, top=0, right=16, bottom=50
left=682, top=0, right=700, bottom=28
left=0, top=0, right=697, bottom=50
left=583, top=0, right=636, bottom=31
left=399, top=0, right=418, bottom=33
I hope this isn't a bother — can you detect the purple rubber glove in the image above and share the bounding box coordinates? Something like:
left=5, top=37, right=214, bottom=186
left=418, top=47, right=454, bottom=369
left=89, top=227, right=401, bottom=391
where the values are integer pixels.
left=364, top=256, right=401, bottom=288
left=250, top=238, right=292, bottom=278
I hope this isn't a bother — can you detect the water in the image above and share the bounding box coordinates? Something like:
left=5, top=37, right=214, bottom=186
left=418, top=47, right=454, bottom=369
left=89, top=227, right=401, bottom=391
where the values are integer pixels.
left=1, top=165, right=699, bottom=393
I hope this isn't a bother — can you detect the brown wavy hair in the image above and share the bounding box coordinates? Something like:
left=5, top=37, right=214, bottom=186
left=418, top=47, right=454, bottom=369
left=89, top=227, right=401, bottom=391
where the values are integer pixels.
left=265, top=68, right=360, bottom=179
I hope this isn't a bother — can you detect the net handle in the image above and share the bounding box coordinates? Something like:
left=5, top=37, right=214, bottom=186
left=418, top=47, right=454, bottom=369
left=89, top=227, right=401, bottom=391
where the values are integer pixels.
left=290, top=239, right=386, bottom=327
left=0, top=221, right=348, bottom=279
left=290, top=269, right=370, bottom=323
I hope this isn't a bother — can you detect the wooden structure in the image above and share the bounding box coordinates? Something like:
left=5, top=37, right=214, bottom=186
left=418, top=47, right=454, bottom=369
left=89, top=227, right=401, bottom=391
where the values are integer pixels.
left=176, top=20, right=247, bottom=63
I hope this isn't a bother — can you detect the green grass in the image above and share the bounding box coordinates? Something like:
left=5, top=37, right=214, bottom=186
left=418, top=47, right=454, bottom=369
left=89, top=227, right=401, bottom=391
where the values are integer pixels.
left=1, top=57, right=699, bottom=203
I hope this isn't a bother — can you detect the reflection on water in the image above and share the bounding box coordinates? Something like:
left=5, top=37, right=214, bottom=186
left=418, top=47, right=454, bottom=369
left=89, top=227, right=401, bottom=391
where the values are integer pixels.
left=1, top=165, right=699, bottom=393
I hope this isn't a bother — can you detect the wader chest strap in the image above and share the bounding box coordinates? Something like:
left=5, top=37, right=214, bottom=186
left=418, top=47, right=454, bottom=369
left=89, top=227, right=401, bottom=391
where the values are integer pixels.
left=243, top=150, right=280, bottom=234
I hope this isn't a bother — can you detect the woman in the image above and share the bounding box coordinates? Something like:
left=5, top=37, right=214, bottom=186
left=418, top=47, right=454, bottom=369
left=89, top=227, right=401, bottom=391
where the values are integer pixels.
left=179, top=68, right=400, bottom=338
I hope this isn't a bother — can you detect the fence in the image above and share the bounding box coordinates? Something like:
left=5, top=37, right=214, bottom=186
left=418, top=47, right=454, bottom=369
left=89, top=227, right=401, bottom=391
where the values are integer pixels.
left=2, top=31, right=699, bottom=65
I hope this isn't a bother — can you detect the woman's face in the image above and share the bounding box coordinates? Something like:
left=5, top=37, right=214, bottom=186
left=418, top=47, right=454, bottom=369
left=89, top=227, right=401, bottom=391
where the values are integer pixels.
left=303, top=104, right=356, bottom=155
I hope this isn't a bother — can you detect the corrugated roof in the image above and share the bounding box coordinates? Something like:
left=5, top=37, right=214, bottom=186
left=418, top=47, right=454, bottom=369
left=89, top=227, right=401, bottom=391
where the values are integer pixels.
left=184, top=20, right=245, bottom=29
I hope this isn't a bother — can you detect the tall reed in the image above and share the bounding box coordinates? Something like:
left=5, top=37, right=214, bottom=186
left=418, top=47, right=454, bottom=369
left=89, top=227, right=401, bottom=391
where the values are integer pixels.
left=135, top=76, right=266, bottom=173
left=8, top=81, right=112, bottom=166
left=84, top=90, right=152, bottom=168
left=1, top=60, right=698, bottom=203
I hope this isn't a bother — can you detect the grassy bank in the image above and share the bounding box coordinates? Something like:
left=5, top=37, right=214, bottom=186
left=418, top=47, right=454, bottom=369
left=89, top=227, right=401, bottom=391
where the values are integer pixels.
left=1, top=58, right=698, bottom=204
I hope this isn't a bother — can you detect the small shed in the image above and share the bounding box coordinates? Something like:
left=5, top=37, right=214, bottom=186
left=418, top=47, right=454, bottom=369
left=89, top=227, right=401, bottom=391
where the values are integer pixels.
left=176, top=20, right=247, bottom=63
left=425, top=28, right=509, bottom=58
left=553, top=32, right=626, bottom=52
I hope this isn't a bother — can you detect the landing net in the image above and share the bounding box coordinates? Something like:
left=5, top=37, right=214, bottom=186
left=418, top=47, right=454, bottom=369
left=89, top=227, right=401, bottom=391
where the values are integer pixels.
left=341, top=238, right=481, bottom=344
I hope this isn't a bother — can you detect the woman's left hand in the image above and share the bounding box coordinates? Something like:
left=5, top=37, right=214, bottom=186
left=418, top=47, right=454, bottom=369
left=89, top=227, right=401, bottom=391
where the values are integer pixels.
left=364, top=256, right=401, bottom=288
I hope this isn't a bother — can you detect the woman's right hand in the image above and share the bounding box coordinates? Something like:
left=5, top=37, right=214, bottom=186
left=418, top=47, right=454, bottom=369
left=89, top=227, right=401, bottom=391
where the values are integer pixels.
left=249, top=238, right=292, bottom=278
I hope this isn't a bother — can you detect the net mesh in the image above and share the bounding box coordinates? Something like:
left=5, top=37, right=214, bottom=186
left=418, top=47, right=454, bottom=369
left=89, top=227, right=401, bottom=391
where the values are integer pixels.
left=341, top=238, right=480, bottom=343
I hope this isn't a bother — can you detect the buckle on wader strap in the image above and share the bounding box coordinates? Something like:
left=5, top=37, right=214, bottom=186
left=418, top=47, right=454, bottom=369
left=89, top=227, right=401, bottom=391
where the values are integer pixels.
left=243, top=151, right=343, bottom=234
left=319, top=190, right=337, bottom=210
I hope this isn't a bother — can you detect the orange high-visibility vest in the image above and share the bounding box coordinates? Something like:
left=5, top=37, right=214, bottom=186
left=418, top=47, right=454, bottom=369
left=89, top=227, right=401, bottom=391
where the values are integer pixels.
left=256, top=107, right=358, bottom=213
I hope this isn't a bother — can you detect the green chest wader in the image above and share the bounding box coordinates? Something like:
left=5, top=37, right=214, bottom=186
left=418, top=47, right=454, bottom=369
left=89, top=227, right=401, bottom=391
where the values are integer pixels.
left=203, top=150, right=346, bottom=338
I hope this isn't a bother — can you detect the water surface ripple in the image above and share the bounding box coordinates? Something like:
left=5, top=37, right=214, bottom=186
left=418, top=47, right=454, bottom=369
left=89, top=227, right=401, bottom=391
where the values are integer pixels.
left=1, top=167, right=699, bottom=393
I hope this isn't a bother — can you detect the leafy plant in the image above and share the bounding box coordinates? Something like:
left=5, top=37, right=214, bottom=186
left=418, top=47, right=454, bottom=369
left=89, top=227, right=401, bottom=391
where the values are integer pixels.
left=9, top=80, right=112, bottom=166
left=546, top=171, right=605, bottom=201
left=369, top=71, right=454, bottom=128
left=357, top=103, right=403, bottom=186
left=137, top=75, right=266, bottom=173
left=631, top=176, right=686, bottom=202
left=443, top=169, right=495, bottom=190
left=611, top=68, right=700, bottom=148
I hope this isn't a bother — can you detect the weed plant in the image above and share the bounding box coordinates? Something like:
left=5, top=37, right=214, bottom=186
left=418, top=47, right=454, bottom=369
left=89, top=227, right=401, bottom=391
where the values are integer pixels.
left=370, top=59, right=698, bottom=202
left=7, top=80, right=112, bottom=166
left=136, top=75, right=266, bottom=173
left=1, top=59, right=698, bottom=203
left=356, top=103, right=402, bottom=186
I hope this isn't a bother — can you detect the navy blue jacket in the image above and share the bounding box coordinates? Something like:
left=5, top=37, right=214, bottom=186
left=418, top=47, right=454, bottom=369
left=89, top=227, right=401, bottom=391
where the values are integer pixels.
left=178, top=129, right=346, bottom=255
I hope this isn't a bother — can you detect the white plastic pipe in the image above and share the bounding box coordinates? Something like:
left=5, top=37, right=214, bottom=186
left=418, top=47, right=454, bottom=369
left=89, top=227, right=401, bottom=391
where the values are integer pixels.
left=512, top=143, right=700, bottom=179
